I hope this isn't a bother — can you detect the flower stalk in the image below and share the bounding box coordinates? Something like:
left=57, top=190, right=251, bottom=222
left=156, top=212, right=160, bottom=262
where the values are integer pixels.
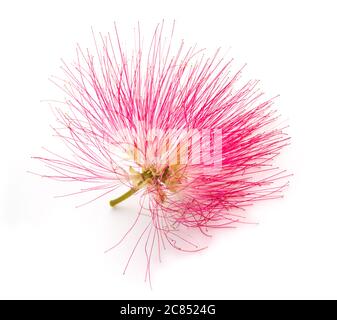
left=109, top=187, right=138, bottom=207
left=109, top=170, right=152, bottom=207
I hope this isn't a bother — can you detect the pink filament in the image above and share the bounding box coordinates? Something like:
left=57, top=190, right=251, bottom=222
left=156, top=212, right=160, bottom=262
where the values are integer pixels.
left=33, top=22, right=290, bottom=282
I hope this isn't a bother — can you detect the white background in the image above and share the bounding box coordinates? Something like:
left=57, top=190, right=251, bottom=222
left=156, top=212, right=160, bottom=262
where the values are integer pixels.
left=1, top=0, right=337, bottom=299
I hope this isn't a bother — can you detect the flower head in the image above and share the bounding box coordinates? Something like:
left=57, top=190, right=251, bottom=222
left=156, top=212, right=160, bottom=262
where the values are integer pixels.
left=34, top=22, right=290, bottom=282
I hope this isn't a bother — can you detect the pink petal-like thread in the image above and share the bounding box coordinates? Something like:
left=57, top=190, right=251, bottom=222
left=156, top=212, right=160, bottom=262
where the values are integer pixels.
left=33, top=22, right=290, bottom=285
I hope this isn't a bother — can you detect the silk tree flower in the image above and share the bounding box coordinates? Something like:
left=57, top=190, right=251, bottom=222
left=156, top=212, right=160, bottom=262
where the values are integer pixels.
left=33, top=22, right=290, bottom=281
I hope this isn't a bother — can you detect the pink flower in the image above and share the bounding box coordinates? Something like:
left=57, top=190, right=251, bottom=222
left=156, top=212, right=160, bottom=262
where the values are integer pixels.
left=34, top=22, right=290, bottom=282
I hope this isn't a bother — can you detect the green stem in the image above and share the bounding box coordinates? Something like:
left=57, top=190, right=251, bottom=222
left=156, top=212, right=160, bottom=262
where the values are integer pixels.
left=109, top=179, right=149, bottom=207
left=109, top=188, right=137, bottom=207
